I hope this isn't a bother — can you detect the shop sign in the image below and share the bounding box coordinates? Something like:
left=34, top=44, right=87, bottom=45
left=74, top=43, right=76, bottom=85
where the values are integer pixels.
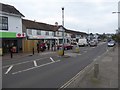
left=16, top=33, right=26, bottom=38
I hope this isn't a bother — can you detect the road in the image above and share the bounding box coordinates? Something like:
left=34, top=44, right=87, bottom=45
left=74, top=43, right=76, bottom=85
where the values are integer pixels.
left=2, top=42, right=108, bottom=88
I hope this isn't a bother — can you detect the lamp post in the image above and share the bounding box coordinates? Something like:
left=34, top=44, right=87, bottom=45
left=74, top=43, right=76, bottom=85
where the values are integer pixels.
left=112, top=11, right=120, bottom=44
left=62, top=7, right=65, bottom=56
left=112, top=11, right=120, bottom=34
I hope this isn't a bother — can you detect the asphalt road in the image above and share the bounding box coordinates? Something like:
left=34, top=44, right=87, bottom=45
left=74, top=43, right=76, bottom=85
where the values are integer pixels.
left=2, top=42, right=108, bottom=88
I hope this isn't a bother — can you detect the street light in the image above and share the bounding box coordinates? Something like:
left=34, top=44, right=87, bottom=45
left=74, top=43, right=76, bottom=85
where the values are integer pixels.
left=112, top=11, right=120, bottom=33
left=62, top=7, right=65, bottom=56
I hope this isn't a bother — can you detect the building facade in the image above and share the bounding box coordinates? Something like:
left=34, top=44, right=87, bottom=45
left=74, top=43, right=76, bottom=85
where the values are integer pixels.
left=0, top=3, right=25, bottom=55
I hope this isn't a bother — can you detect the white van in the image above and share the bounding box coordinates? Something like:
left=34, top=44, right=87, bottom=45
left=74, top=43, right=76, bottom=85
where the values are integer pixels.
left=78, top=38, right=88, bottom=47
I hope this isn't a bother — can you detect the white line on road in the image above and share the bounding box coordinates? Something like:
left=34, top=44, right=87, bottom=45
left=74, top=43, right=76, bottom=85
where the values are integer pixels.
left=12, top=60, right=60, bottom=75
left=3, top=57, right=49, bottom=69
left=5, top=65, right=13, bottom=74
left=50, top=57, right=55, bottom=62
left=84, top=51, right=87, bottom=53
left=33, top=61, right=37, bottom=67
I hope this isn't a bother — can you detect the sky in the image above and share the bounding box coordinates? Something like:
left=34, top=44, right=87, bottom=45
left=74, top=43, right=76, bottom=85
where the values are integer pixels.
left=0, top=0, right=119, bottom=34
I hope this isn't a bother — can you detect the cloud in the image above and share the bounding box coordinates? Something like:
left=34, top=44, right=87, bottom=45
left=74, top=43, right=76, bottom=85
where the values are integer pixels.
left=0, top=0, right=118, bottom=34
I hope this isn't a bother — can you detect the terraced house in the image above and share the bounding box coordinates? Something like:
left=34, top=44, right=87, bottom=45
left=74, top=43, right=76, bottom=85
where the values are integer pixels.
left=22, top=19, right=87, bottom=53
left=0, top=3, right=25, bottom=55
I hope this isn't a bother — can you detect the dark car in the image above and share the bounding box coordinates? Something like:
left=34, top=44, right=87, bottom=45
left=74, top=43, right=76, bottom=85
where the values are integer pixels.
left=57, top=44, right=73, bottom=50
left=107, top=41, right=115, bottom=47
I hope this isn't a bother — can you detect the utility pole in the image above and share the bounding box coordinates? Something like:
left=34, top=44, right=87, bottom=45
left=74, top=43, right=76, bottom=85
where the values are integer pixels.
left=62, top=7, right=65, bottom=56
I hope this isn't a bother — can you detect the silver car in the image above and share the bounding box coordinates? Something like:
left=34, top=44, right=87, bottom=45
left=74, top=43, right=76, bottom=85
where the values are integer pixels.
left=89, top=40, right=97, bottom=46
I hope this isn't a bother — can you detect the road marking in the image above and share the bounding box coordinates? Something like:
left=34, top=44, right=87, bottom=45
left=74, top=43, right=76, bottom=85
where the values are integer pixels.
left=3, top=57, right=49, bottom=69
left=33, top=61, right=37, bottom=67
left=5, top=65, right=13, bottom=74
left=84, top=51, right=87, bottom=52
left=12, top=60, right=60, bottom=75
left=50, top=57, right=55, bottom=62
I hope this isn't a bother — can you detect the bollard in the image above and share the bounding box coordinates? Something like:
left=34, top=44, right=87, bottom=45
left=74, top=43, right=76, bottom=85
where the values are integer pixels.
left=10, top=50, right=13, bottom=58
left=33, top=48, right=34, bottom=55
left=94, top=63, right=99, bottom=78
left=37, top=48, right=39, bottom=53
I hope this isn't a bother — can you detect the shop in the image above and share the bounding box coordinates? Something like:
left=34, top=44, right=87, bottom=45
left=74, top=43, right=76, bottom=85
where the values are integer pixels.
left=1, top=32, right=25, bottom=55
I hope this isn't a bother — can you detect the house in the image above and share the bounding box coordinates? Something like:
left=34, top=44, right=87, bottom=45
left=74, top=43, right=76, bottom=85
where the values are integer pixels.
left=22, top=19, right=87, bottom=52
left=22, top=19, right=57, bottom=52
left=0, top=3, right=25, bottom=55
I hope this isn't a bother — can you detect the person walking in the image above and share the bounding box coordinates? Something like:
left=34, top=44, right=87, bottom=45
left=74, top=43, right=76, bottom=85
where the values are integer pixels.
left=47, top=42, right=50, bottom=50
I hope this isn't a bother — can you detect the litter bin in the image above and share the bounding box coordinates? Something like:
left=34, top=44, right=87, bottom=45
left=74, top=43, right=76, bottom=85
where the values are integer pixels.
left=57, top=47, right=64, bottom=56
left=0, top=48, right=3, bottom=56
left=73, top=45, right=80, bottom=53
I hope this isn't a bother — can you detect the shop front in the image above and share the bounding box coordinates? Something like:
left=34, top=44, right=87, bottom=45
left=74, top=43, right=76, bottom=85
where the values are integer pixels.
left=1, top=32, right=25, bottom=55
left=22, top=35, right=56, bottom=52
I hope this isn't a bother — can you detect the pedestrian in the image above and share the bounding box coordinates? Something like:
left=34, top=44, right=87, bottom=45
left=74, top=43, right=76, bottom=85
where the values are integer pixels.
left=37, top=43, right=39, bottom=53
left=47, top=42, right=50, bottom=50
left=51, top=43, right=54, bottom=51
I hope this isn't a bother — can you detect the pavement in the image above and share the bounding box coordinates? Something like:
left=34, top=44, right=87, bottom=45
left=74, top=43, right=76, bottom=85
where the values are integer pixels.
left=64, top=45, right=118, bottom=88
left=1, top=50, right=56, bottom=61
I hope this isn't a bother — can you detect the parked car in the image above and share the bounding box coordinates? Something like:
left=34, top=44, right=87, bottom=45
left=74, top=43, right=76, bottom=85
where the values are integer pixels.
left=107, top=41, right=115, bottom=47
left=78, top=38, right=88, bottom=47
left=39, top=43, right=46, bottom=52
left=71, top=42, right=78, bottom=47
left=89, top=40, right=97, bottom=46
left=57, top=44, right=73, bottom=50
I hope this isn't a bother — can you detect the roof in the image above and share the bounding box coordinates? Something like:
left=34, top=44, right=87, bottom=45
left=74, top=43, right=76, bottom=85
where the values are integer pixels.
left=0, top=3, right=24, bottom=17
left=22, top=19, right=87, bottom=35
left=22, top=19, right=57, bottom=31
left=66, top=29, right=87, bottom=35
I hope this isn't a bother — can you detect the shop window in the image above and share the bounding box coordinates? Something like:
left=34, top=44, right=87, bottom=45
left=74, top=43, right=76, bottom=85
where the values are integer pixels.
left=0, top=16, right=8, bottom=30
left=37, top=30, right=41, bottom=35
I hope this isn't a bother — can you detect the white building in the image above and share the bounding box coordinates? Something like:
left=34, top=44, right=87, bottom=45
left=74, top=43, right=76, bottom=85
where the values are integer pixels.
left=0, top=3, right=24, bottom=54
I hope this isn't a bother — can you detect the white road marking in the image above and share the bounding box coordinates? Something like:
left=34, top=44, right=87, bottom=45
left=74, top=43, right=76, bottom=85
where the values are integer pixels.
left=77, top=54, right=81, bottom=55
left=3, top=57, right=48, bottom=69
left=12, top=60, right=60, bottom=75
left=50, top=57, right=55, bottom=62
left=5, top=65, right=13, bottom=74
left=84, top=51, right=87, bottom=52
left=33, top=61, right=37, bottom=67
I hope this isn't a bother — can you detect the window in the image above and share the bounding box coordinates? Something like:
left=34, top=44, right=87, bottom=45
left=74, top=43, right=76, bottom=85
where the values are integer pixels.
left=52, top=32, right=54, bottom=36
left=37, top=30, right=41, bottom=35
left=27, top=29, right=32, bottom=35
left=57, top=31, right=59, bottom=35
left=0, top=16, right=8, bottom=30
left=45, top=31, right=49, bottom=35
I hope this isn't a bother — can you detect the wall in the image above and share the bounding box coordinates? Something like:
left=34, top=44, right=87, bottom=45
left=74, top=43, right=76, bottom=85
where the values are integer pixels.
left=0, top=13, right=22, bottom=34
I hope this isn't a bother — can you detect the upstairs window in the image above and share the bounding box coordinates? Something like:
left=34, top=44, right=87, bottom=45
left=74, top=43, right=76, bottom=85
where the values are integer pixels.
left=45, top=31, right=49, bottom=36
left=37, top=30, right=41, bottom=35
left=0, top=16, right=8, bottom=30
left=27, top=29, right=32, bottom=35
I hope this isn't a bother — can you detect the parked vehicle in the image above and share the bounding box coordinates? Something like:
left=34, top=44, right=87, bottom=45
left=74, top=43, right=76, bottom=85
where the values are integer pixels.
left=89, top=40, right=97, bottom=46
left=39, top=43, right=46, bottom=52
left=57, top=44, right=73, bottom=50
left=78, top=38, right=88, bottom=47
left=107, top=41, right=115, bottom=47
left=71, top=42, right=78, bottom=47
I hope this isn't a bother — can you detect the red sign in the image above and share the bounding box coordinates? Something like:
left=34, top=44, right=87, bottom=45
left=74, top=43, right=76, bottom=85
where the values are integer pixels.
left=16, top=33, right=26, bottom=38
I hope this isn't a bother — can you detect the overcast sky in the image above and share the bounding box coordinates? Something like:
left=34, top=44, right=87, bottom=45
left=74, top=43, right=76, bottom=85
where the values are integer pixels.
left=0, top=0, right=119, bottom=34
